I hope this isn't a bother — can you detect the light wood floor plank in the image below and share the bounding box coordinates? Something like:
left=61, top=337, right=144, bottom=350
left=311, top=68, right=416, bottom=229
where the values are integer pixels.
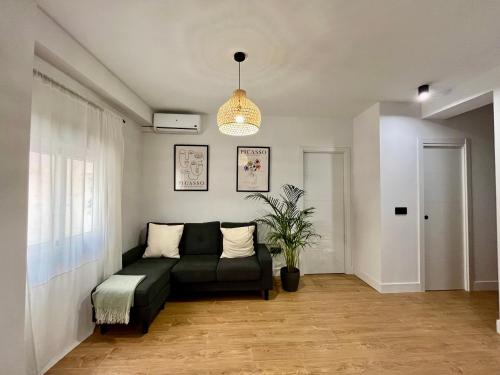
left=48, top=275, right=500, bottom=374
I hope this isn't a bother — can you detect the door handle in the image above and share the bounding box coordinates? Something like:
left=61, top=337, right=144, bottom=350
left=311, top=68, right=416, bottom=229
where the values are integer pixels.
left=424, top=215, right=429, bottom=220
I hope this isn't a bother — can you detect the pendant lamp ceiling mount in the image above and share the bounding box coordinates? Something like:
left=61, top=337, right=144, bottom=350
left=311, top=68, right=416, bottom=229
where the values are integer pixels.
left=234, top=51, right=246, bottom=63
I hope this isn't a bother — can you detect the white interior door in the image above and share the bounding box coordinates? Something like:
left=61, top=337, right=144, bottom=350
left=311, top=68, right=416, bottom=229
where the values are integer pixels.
left=302, top=152, right=345, bottom=274
left=423, top=146, right=464, bottom=290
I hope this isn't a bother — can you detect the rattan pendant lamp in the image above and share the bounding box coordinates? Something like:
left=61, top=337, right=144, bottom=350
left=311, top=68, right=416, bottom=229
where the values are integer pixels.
left=217, top=52, right=261, bottom=136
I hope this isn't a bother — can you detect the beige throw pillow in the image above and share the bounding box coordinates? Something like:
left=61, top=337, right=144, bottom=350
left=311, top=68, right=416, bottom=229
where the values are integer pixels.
left=220, top=226, right=255, bottom=258
left=143, top=223, right=184, bottom=258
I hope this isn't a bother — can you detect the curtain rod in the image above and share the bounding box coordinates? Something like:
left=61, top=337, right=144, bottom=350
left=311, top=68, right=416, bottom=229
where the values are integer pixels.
left=33, top=69, right=126, bottom=125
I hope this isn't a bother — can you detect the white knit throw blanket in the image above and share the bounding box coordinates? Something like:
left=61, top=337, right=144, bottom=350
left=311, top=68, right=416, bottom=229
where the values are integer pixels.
left=92, top=274, right=146, bottom=324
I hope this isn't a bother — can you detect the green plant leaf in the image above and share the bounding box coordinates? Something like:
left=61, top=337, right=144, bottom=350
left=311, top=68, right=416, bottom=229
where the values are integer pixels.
left=246, top=184, right=320, bottom=269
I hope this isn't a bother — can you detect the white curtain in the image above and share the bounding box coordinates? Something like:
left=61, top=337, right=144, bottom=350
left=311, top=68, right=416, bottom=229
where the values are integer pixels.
left=26, top=72, right=124, bottom=374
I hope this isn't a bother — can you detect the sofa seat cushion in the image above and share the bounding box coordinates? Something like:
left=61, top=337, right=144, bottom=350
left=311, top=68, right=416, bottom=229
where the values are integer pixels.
left=216, top=255, right=261, bottom=282
left=117, top=258, right=178, bottom=307
left=171, top=255, right=219, bottom=283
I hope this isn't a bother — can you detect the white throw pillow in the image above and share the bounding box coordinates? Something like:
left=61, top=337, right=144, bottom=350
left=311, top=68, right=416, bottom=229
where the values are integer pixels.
left=220, top=226, right=255, bottom=258
left=143, top=223, right=184, bottom=259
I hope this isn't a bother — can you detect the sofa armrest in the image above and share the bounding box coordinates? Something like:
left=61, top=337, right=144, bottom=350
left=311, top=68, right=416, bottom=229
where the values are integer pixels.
left=122, top=245, right=146, bottom=268
left=256, top=243, right=273, bottom=290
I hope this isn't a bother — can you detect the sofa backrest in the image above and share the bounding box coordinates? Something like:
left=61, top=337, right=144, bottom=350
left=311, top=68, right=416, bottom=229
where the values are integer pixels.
left=220, top=222, right=258, bottom=253
left=181, top=221, right=221, bottom=255
left=143, top=221, right=258, bottom=256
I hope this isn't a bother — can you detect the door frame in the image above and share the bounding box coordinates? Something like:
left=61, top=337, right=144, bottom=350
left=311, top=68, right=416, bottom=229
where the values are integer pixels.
left=417, top=138, right=472, bottom=291
left=299, top=146, right=352, bottom=274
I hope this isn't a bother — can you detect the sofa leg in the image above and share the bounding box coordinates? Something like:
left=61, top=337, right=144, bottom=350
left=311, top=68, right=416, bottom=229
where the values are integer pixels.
left=141, top=320, right=149, bottom=334
left=263, top=289, right=269, bottom=300
left=100, top=324, right=108, bottom=334
left=160, top=301, right=165, bottom=310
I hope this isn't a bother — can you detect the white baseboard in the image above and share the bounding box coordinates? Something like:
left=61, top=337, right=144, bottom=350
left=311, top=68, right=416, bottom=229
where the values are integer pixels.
left=357, top=278, right=497, bottom=293
left=354, top=271, right=422, bottom=293
left=473, top=280, right=498, bottom=291
left=379, top=281, right=421, bottom=293
left=354, top=271, right=382, bottom=292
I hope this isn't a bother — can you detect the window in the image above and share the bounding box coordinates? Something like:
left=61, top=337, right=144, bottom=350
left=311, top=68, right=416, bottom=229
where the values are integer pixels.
left=27, top=151, right=102, bottom=285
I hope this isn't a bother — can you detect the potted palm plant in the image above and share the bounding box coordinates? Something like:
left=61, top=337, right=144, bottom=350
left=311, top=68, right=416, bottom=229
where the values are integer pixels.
left=246, top=184, right=319, bottom=292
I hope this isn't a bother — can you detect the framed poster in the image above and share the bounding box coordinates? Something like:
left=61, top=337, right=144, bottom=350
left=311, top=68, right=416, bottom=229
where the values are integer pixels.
left=237, top=146, right=270, bottom=192
left=174, top=144, right=209, bottom=191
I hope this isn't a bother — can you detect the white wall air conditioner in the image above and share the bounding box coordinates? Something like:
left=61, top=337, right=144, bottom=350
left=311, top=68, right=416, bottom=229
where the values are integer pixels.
left=147, top=113, right=201, bottom=134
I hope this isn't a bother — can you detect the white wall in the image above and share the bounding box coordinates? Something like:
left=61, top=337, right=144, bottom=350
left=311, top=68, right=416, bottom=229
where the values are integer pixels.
left=122, top=119, right=144, bottom=249
left=141, top=115, right=352, bottom=237
left=379, top=102, right=497, bottom=292
left=446, top=106, right=497, bottom=290
left=352, top=104, right=382, bottom=290
left=0, top=1, right=35, bottom=374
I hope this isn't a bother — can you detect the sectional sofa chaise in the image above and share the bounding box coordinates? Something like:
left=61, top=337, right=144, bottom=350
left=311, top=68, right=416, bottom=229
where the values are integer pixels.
left=97, top=221, right=273, bottom=333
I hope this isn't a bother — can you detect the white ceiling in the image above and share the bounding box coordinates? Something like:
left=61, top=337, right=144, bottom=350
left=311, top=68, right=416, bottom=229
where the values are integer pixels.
left=37, top=0, right=500, bottom=118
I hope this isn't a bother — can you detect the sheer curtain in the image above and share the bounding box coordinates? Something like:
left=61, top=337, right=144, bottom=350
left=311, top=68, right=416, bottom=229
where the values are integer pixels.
left=26, top=71, right=124, bottom=374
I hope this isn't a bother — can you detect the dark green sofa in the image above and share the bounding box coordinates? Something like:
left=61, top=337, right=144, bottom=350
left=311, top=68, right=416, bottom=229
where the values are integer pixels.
left=98, top=221, right=273, bottom=334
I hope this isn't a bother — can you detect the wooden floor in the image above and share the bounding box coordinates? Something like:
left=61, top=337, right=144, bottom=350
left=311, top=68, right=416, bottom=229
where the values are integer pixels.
left=48, top=275, right=500, bottom=375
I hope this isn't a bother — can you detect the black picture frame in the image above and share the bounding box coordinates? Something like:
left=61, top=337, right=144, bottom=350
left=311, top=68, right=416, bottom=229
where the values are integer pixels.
left=174, top=144, right=209, bottom=191
left=236, top=146, right=271, bottom=192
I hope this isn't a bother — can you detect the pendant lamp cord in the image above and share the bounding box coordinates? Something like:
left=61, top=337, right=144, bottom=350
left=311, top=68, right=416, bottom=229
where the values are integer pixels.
left=238, top=61, right=241, bottom=90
